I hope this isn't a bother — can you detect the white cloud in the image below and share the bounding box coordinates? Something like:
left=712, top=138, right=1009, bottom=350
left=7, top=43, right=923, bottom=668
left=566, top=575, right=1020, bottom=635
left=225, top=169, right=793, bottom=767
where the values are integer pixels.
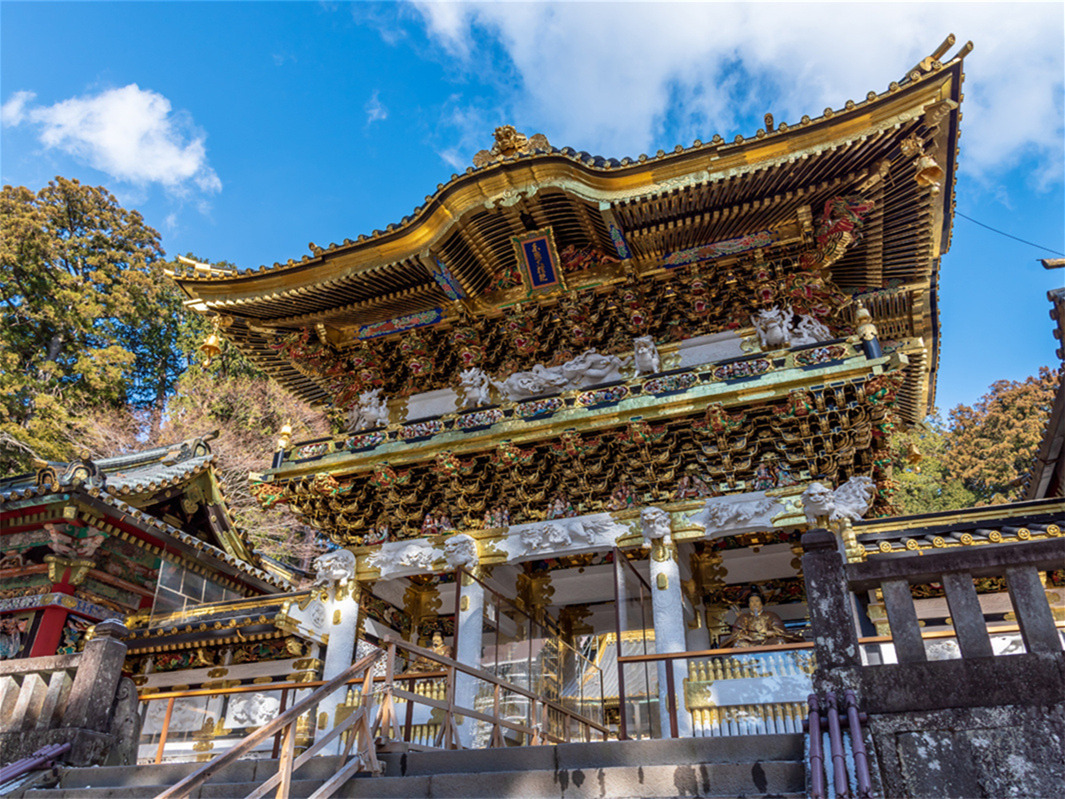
left=411, top=2, right=1064, bottom=187
left=365, top=90, right=388, bottom=125
left=1, top=90, right=36, bottom=126
left=2, top=84, right=222, bottom=194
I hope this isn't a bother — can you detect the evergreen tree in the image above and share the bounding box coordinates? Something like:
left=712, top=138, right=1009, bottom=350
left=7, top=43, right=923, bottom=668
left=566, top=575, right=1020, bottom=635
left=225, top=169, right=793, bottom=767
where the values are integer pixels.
left=888, top=412, right=977, bottom=515
left=946, top=367, right=1060, bottom=503
left=0, top=178, right=189, bottom=471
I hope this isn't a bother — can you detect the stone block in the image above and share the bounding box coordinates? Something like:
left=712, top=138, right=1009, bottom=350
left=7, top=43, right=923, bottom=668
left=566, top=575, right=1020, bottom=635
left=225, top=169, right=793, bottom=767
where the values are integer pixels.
left=402, top=744, right=556, bottom=776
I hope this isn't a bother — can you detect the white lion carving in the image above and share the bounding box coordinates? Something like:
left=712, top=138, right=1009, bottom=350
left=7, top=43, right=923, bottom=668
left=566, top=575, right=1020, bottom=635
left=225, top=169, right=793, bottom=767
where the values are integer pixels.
left=751, top=305, right=832, bottom=350
left=443, top=533, right=479, bottom=571
left=801, top=477, right=877, bottom=526
left=640, top=506, right=672, bottom=543
left=751, top=307, right=791, bottom=349
left=346, top=388, right=390, bottom=432
left=313, top=548, right=356, bottom=585
left=459, top=368, right=492, bottom=408
left=633, top=336, right=660, bottom=376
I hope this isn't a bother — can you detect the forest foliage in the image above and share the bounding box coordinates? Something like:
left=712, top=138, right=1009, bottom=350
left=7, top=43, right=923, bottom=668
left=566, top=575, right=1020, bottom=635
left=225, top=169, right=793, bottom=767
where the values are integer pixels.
left=1, top=177, right=1059, bottom=559
left=1, top=178, right=328, bottom=563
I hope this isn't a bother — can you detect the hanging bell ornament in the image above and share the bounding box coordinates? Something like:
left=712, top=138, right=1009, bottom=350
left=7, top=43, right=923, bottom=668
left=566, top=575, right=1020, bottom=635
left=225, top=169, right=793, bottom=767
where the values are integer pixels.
left=914, top=154, right=944, bottom=193
left=200, top=331, right=223, bottom=367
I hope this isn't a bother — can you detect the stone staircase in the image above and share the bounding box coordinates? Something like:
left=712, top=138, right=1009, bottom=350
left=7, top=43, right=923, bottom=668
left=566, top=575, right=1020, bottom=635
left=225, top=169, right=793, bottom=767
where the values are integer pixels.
left=13, top=734, right=805, bottom=798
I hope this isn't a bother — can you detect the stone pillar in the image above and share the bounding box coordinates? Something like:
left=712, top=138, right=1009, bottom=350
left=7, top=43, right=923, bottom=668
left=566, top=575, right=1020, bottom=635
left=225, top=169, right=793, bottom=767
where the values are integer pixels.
left=452, top=572, right=485, bottom=747
left=642, top=508, right=692, bottom=738
left=801, top=528, right=861, bottom=692
left=317, top=579, right=360, bottom=755
left=65, top=619, right=128, bottom=732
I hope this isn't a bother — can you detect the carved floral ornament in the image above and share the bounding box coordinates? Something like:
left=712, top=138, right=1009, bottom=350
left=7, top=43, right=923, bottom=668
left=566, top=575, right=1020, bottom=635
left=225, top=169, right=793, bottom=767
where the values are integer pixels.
left=267, top=192, right=872, bottom=409
left=271, top=260, right=857, bottom=407
left=264, top=363, right=901, bottom=545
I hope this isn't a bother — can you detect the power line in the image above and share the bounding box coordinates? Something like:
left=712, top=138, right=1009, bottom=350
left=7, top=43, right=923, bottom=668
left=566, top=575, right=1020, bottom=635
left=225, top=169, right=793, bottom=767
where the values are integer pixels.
left=955, top=211, right=1065, bottom=257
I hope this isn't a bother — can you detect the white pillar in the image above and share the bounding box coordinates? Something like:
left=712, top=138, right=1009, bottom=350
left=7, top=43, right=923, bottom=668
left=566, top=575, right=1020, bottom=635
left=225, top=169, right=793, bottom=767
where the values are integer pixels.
left=641, top=507, right=691, bottom=738
left=317, top=580, right=360, bottom=755
left=452, top=574, right=485, bottom=747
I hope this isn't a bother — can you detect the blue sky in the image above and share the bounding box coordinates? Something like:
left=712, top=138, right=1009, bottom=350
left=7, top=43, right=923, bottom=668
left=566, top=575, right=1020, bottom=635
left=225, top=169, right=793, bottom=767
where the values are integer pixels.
left=2, top=1, right=1062, bottom=415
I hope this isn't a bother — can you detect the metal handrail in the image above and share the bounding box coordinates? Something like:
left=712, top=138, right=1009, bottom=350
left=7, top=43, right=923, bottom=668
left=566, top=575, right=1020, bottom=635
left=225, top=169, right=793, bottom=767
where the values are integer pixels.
left=153, top=649, right=382, bottom=799
left=145, top=634, right=608, bottom=797
left=617, top=641, right=815, bottom=664
left=379, top=635, right=611, bottom=740
left=138, top=669, right=447, bottom=701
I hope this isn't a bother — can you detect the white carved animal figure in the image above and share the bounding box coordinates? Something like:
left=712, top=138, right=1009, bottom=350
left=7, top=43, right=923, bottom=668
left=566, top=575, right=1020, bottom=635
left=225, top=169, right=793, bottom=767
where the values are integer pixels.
left=633, top=336, right=660, bottom=375
left=791, top=314, right=832, bottom=346
left=442, top=533, right=479, bottom=571
left=640, top=506, right=672, bottom=542
left=752, top=305, right=833, bottom=350
left=492, top=348, right=629, bottom=401
left=560, top=348, right=628, bottom=386
left=492, top=364, right=570, bottom=401
left=752, top=306, right=791, bottom=349
left=459, top=368, right=492, bottom=408
left=396, top=544, right=438, bottom=571
left=312, top=548, right=357, bottom=585
left=347, top=388, right=390, bottom=431
left=801, top=476, right=876, bottom=525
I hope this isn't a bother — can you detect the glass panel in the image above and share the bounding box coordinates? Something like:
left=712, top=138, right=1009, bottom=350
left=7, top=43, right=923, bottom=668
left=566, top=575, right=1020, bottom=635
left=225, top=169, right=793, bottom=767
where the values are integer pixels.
left=151, top=561, right=240, bottom=620
left=159, top=560, right=183, bottom=591
left=614, top=548, right=656, bottom=739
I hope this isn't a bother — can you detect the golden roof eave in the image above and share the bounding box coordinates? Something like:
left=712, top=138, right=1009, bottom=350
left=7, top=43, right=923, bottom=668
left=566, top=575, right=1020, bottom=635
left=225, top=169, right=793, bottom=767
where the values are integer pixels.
left=170, top=58, right=964, bottom=312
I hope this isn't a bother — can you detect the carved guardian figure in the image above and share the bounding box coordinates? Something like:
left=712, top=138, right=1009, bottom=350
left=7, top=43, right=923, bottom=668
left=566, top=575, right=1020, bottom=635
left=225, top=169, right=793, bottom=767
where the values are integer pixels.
left=312, top=548, right=357, bottom=585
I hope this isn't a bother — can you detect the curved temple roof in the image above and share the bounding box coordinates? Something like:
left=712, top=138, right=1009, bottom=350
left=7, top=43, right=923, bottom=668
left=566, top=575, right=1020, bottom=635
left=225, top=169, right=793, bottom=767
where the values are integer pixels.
left=170, top=39, right=969, bottom=418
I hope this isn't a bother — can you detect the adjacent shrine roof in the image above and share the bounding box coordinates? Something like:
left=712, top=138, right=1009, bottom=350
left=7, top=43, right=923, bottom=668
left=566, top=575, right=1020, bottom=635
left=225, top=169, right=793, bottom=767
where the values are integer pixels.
left=0, top=434, right=290, bottom=594
left=170, top=39, right=969, bottom=419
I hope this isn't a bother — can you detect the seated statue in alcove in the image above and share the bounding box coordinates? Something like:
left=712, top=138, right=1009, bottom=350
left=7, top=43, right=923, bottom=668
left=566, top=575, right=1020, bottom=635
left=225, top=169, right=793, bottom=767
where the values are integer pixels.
left=720, top=593, right=802, bottom=648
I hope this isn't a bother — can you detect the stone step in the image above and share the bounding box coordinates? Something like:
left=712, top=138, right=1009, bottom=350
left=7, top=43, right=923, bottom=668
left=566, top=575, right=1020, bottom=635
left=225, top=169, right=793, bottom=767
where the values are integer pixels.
left=22, top=760, right=805, bottom=798
left=41, top=755, right=347, bottom=790
left=23, top=735, right=806, bottom=798
left=386, top=734, right=805, bottom=777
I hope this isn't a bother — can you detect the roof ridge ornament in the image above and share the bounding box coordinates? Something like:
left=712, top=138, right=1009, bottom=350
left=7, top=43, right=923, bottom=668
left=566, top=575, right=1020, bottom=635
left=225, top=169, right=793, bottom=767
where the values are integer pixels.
left=473, top=125, right=551, bottom=168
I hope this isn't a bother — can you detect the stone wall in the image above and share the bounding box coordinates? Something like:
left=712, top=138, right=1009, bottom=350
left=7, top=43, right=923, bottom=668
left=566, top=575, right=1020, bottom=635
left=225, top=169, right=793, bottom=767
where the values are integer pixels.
left=867, top=703, right=1065, bottom=798
left=0, top=620, right=138, bottom=767
left=802, top=527, right=1065, bottom=798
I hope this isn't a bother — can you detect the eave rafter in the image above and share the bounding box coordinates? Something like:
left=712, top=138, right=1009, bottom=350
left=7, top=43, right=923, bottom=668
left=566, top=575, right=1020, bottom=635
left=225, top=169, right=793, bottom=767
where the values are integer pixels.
left=168, top=51, right=963, bottom=422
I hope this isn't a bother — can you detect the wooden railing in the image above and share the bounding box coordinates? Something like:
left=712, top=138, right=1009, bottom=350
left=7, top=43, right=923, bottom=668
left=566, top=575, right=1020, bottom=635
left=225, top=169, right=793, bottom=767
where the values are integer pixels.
left=375, top=635, right=610, bottom=748
left=846, top=536, right=1064, bottom=662
left=154, top=649, right=382, bottom=799
left=149, top=636, right=609, bottom=799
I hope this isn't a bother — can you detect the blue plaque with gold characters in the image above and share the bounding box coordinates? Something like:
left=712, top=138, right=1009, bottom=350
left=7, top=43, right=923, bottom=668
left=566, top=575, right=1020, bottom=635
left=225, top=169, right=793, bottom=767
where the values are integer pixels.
left=513, top=228, right=564, bottom=296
